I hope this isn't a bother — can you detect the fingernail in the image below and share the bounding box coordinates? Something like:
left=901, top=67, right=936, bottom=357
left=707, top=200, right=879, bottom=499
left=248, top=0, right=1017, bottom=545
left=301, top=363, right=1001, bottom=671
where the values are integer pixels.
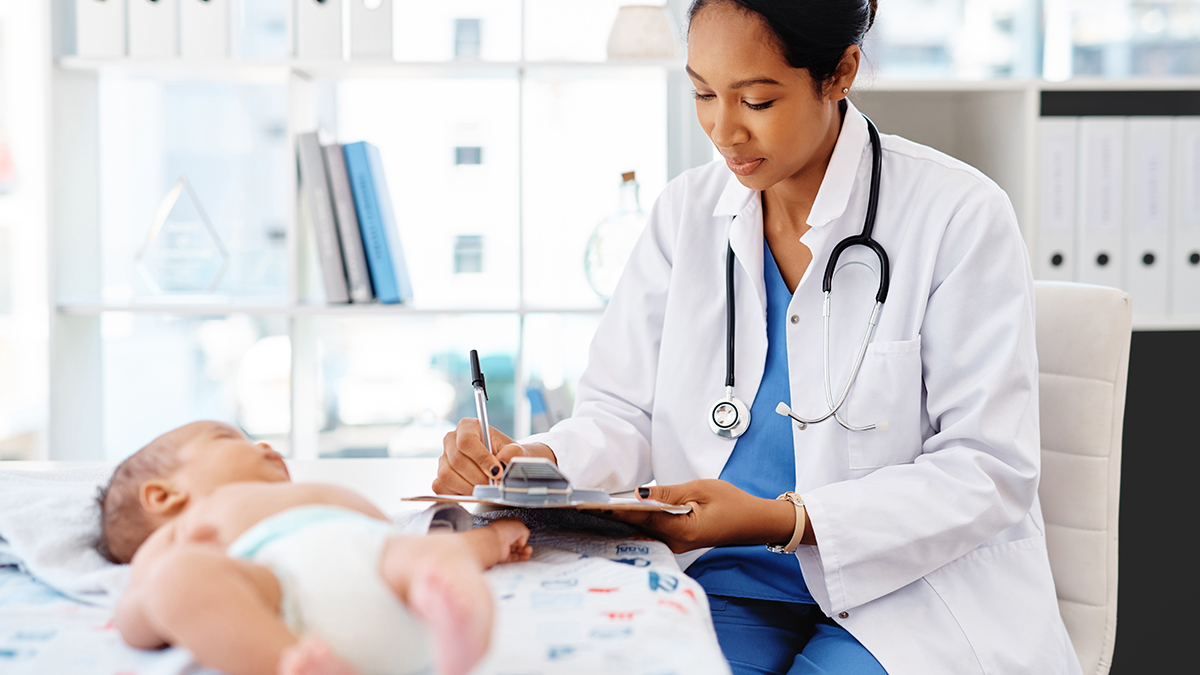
left=638, top=487, right=650, bottom=499
left=490, top=466, right=500, bottom=476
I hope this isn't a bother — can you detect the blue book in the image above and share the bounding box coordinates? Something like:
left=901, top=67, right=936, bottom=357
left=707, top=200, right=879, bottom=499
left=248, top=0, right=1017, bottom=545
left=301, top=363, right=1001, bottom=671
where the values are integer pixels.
left=342, top=141, right=413, bottom=304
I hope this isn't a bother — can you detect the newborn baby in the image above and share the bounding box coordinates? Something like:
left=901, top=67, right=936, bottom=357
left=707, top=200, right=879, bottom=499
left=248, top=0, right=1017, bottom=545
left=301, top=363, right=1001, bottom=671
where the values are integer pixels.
left=96, top=420, right=531, bottom=675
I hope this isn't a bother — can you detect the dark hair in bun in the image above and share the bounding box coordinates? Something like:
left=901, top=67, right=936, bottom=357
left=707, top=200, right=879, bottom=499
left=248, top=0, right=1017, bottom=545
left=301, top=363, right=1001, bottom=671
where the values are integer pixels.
left=688, top=0, right=876, bottom=93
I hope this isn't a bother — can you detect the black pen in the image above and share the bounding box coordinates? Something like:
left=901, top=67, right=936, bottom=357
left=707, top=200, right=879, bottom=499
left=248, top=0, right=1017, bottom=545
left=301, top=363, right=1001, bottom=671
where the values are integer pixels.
left=469, top=350, right=496, bottom=485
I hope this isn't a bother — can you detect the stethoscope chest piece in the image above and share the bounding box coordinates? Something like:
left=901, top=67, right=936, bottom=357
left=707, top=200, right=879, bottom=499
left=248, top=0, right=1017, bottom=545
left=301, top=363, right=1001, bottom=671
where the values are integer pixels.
left=709, top=390, right=751, bottom=439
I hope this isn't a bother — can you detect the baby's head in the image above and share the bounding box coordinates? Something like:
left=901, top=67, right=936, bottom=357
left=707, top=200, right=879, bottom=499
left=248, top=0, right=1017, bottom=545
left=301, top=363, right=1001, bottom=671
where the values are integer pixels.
left=96, top=420, right=290, bottom=564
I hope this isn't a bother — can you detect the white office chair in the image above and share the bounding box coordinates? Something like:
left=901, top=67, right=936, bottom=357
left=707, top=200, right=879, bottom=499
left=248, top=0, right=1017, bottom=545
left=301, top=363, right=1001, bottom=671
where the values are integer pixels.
left=1034, top=281, right=1132, bottom=675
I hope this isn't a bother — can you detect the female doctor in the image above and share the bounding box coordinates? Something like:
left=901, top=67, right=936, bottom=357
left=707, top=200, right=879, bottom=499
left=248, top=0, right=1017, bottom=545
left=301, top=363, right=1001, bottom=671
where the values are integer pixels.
left=436, top=1, right=1081, bottom=674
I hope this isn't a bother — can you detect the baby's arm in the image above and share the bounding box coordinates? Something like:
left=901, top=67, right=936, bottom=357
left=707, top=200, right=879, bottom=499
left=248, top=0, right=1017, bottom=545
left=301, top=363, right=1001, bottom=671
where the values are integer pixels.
left=118, top=536, right=299, bottom=675
left=114, top=582, right=167, bottom=649
left=114, top=520, right=181, bottom=649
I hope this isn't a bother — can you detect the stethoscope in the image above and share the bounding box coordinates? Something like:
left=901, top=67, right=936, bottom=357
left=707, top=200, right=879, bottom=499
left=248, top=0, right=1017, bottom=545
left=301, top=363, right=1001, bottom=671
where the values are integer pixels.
left=709, top=113, right=891, bottom=439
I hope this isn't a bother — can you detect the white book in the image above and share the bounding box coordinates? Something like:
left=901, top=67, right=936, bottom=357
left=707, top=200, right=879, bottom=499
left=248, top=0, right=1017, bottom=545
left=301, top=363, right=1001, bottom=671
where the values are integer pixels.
left=180, top=0, right=229, bottom=58
left=1077, top=117, right=1125, bottom=289
left=295, top=0, right=342, bottom=59
left=1124, top=118, right=1172, bottom=318
left=349, top=0, right=392, bottom=59
left=323, top=143, right=374, bottom=303
left=1036, top=118, right=1078, bottom=281
left=76, top=0, right=126, bottom=58
left=128, top=0, right=179, bottom=57
left=297, top=132, right=351, bottom=304
left=1171, top=117, right=1200, bottom=316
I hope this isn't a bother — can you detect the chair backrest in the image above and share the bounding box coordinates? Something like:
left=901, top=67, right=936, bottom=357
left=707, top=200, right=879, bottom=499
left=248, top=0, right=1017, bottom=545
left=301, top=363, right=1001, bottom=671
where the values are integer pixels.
left=1034, top=281, right=1131, bottom=675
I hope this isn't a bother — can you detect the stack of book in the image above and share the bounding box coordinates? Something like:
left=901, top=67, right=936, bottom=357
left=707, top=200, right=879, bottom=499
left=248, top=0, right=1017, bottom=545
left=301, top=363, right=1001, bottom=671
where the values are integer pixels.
left=296, top=132, right=413, bottom=305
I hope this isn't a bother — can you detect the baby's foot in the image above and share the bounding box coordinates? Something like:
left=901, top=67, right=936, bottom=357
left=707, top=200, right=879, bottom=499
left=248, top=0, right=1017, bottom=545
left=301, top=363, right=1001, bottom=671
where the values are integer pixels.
left=277, top=636, right=358, bottom=675
left=464, top=518, right=533, bottom=567
left=408, top=558, right=493, bottom=675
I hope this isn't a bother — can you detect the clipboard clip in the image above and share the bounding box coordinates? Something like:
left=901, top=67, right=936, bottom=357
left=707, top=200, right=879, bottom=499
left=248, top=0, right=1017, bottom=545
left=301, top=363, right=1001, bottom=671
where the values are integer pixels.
left=472, top=457, right=610, bottom=506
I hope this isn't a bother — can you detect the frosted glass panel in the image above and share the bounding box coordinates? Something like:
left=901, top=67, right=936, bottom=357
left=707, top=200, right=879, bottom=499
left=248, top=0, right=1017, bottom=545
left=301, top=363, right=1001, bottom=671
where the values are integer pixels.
left=524, top=0, right=639, bottom=62
left=315, top=314, right=518, bottom=458
left=520, top=313, right=601, bottom=435
left=97, top=77, right=291, bottom=304
left=1065, top=0, right=1200, bottom=77
left=868, top=0, right=1040, bottom=79
left=522, top=71, right=668, bottom=309
left=239, top=0, right=290, bottom=59
left=335, top=78, right=520, bottom=309
left=101, top=314, right=290, bottom=461
left=393, top=0, right=522, bottom=62
left=0, top=5, right=48, bottom=461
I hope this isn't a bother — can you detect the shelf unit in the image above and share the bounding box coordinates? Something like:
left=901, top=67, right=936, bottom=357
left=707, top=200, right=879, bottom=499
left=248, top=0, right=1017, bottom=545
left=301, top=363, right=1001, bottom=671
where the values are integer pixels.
left=48, top=41, right=715, bottom=461
left=46, top=39, right=1200, bottom=461
left=853, top=76, right=1200, bottom=332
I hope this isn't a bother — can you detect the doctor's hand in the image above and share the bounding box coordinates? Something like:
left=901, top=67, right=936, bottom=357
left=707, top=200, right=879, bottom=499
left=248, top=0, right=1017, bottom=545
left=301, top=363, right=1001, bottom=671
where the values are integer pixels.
left=607, top=480, right=804, bottom=554
left=432, top=418, right=557, bottom=495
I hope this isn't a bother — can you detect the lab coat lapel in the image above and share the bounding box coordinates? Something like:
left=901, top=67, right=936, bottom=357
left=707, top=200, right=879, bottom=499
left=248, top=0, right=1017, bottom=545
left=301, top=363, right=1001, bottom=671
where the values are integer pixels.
left=714, top=176, right=767, bottom=318
left=807, top=99, right=869, bottom=229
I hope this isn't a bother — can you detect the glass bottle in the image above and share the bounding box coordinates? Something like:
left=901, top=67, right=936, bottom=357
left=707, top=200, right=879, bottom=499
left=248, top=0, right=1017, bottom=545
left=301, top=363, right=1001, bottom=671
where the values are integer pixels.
left=584, top=171, right=647, bottom=301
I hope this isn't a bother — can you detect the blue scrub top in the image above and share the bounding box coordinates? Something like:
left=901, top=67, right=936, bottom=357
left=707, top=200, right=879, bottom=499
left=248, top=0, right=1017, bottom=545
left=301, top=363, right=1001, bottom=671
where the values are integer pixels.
left=686, top=239, right=815, bottom=605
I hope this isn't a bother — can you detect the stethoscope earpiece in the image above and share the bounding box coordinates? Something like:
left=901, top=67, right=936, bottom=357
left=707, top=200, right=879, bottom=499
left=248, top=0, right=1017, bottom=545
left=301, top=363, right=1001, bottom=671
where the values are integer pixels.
left=775, top=402, right=807, bottom=430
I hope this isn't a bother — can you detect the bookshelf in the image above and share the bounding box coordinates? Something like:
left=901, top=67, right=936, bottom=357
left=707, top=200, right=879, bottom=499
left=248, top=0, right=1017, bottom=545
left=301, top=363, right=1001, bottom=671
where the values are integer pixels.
left=45, top=4, right=1200, bottom=462
left=48, top=5, right=710, bottom=461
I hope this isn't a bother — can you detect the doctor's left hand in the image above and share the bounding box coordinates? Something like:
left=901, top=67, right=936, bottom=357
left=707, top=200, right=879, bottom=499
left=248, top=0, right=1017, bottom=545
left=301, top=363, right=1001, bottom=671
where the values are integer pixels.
left=607, top=480, right=801, bottom=554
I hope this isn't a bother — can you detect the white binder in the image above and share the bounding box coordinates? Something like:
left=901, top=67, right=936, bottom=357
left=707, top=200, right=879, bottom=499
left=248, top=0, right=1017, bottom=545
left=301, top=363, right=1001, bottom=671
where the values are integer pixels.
left=349, top=0, right=392, bottom=59
left=76, top=0, right=126, bottom=57
left=128, top=0, right=179, bottom=57
left=1124, top=118, right=1172, bottom=318
left=1077, top=117, right=1125, bottom=289
left=295, top=0, right=342, bottom=59
left=1171, top=117, right=1200, bottom=316
left=180, top=0, right=229, bottom=58
left=1036, top=118, right=1078, bottom=281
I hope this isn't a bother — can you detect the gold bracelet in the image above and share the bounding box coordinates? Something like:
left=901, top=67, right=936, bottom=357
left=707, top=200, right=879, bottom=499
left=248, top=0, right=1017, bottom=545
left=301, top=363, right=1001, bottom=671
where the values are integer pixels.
left=765, top=492, right=806, bottom=554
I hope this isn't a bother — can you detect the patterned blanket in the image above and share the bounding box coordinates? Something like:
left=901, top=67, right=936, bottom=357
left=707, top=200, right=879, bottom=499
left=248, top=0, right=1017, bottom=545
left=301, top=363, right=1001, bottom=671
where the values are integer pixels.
left=1, top=510, right=730, bottom=675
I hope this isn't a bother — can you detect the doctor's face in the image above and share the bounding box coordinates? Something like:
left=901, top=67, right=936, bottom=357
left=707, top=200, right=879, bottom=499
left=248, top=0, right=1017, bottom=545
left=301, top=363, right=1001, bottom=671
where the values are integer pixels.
left=687, top=3, right=856, bottom=192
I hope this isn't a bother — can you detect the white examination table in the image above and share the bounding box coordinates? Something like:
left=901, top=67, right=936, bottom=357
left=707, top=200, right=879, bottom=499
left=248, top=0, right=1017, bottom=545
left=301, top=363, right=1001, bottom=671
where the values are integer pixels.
left=0, top=459, right=729, bottom=675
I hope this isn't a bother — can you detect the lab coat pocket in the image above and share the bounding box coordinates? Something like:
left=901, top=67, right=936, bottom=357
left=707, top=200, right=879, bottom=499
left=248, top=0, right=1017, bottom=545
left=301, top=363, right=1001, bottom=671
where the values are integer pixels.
left=845, top=336, right=923, bottom=470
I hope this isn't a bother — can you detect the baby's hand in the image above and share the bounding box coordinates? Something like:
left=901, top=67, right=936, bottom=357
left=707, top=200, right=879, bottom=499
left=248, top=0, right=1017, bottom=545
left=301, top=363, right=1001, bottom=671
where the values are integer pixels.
left=479, top=519, right=533, bottom=566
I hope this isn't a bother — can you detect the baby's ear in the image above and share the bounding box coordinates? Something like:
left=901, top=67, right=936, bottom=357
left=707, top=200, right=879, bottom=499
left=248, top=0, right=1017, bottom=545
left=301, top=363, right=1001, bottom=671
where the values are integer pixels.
left=140, top=479, right=188, bottom=516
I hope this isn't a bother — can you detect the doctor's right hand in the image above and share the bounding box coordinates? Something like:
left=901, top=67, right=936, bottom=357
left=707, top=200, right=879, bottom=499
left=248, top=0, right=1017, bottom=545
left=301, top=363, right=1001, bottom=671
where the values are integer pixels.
left=433, top=418, right=557, bottom=495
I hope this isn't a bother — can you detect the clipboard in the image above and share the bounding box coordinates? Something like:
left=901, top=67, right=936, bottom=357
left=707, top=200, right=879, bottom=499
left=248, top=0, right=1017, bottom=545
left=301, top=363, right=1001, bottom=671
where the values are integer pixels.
left=407, top=457, right=691, bottom=514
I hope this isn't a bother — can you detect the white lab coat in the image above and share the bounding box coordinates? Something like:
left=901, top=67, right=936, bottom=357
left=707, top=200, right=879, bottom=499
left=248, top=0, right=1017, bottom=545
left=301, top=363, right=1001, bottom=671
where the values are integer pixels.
left=525, top=101, right=1081, bottom=675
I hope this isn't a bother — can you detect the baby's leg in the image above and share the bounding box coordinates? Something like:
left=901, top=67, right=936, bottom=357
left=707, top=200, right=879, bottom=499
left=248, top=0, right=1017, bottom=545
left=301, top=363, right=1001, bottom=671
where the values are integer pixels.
left=278, top=637, right=358, bottom=675
left=379, top=520, right=531, bottom=675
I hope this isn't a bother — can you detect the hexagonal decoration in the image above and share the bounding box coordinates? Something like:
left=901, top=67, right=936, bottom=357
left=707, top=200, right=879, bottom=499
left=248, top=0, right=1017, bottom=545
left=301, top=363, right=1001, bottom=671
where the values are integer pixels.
left=136, top=176, right=229, bottom=294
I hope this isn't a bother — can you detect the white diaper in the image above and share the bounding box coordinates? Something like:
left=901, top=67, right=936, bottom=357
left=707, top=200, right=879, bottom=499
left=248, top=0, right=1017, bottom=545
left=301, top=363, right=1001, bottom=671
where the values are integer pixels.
left=227, top=505, right=434, bottom=675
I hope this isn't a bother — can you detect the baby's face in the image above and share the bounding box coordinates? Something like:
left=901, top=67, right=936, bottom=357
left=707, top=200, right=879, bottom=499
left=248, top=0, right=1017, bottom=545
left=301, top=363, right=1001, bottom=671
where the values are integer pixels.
left=170, top=421, right=290, bottom=497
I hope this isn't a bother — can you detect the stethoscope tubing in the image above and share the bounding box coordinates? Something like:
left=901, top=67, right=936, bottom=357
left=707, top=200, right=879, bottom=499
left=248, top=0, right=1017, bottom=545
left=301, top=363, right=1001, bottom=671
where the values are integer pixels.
left=718, top=112, right=889, bottom=436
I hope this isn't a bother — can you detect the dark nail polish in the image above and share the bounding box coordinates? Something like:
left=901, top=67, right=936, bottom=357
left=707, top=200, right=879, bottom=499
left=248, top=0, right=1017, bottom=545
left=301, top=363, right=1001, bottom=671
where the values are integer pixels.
left=490, top=466, right=500, bottom=476
left=638, top=487, right=650, bottom=498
